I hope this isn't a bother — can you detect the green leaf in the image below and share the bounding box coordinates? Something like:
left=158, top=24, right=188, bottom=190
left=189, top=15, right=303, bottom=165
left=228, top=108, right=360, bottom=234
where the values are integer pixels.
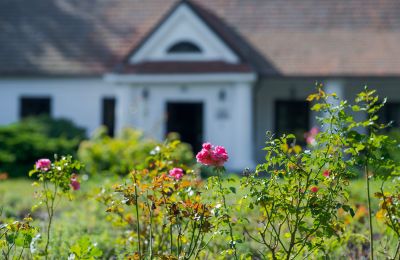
left=229, top=187, right=236, bottom=194
left=342, top=205, right=355, bottom=217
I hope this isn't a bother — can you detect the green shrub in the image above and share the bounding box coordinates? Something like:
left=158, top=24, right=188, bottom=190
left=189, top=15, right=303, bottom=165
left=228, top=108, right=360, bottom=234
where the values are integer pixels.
left=78, top=127, right=194, bottom=176
left=0, top=116, right=86, bottom=177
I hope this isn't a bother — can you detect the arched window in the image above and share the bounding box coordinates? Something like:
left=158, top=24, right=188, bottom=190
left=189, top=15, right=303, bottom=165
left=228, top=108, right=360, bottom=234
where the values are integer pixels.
left=167, top=41, right=202, bottom=54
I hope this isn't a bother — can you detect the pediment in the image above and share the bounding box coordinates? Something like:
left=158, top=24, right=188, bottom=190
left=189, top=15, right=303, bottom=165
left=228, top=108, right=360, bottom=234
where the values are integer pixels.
left=128, top=2, right=240, bottom=64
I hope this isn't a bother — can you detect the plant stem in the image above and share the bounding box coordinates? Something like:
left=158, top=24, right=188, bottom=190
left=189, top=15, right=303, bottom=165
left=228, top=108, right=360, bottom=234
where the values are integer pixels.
left=133, top=176, right=142, bottom=258
left=393, top=239, right=400, bottom=260
left=216, top=169, right=238, bottom=260
left=365, top=164, right=374, bottom=260
left=44, top=181, right=57, bottom=259
left=147, top=196, right=153, bottom=260
left=170, top=224, right=173, bottom=255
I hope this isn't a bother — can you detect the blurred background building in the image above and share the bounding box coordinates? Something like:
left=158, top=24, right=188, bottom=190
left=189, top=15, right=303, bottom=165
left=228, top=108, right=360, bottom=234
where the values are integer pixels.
left=1, top=0, right=400, bottom=170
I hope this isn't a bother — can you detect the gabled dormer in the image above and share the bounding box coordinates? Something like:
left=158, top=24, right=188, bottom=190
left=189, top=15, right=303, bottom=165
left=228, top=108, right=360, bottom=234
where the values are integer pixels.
left=128, top=1, right=240, bottom=64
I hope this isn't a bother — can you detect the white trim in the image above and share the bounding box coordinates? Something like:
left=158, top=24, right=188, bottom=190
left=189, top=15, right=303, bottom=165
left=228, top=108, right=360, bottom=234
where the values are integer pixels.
left=104, top=73, right=257, bottom=84
left=129, top=3, right=239, bottom=64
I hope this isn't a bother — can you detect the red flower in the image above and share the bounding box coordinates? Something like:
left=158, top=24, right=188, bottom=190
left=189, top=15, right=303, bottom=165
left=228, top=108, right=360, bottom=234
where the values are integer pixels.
left=310, top=186, right=319, bottom=193
left=323, top=170, right=330, bottom=178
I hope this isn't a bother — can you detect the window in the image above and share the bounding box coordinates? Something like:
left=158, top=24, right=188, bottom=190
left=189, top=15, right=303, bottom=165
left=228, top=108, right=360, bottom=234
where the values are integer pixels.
left=379, top=102, right=400, bottom=128
left=20, top=97, right=51, bottom=119
left=102, top=97, right=116, bottom=136
left=167, top=41, right=202, bottom=54
left=275, top=101, right=309, bottom=144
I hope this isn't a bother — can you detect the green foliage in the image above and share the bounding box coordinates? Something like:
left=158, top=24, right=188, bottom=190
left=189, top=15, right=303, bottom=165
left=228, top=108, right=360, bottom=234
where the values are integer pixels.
left=206, top=169, right=241, bottom=259
left=242, top=130, right=353, bottom=258
left=0, top=116, right=85, bottom=177
left=29, top=155, right=83, bottom=258
left=0, top=214, right=37, bottom=259
left=308, top=85, right=400, bottom=259
left=237, top=85, right=400, bottom=259
left=68, top=236, right=103, bottom=260
left=78, top=127, right=194, bottom=176
left=98, top=140, right=212, bottom=259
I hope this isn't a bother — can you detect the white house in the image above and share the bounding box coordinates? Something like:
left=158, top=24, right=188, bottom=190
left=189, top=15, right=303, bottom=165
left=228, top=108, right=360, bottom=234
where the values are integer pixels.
left=1, top=0, right=400, bottom=170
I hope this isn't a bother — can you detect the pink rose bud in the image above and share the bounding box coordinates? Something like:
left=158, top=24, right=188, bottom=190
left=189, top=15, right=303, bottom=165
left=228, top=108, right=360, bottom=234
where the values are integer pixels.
left=310, top=186, right=319, bottom=193
left=169, top=168, right=184, bottom=180
left=35, top=159, right=51, bottom=171
left=70, top=174, right=80, bottom=190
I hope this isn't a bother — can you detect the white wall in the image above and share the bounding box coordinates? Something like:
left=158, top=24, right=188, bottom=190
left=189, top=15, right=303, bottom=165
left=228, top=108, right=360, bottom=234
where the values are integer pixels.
left=0, top=78, right=116, bottom=136
left=115, top=81, right=254, bottom=170
left=255, top=78, right=319, bottom=162
left=119, top=83, right=253, bottom=169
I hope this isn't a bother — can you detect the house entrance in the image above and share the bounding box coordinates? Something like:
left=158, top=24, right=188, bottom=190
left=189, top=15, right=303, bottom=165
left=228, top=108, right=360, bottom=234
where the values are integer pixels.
left=166, top=102, right=203, bottom=151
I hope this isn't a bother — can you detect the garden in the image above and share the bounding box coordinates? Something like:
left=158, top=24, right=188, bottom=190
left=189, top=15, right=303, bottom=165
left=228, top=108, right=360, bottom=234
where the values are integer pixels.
left=1, top=86, right=400, bottom=259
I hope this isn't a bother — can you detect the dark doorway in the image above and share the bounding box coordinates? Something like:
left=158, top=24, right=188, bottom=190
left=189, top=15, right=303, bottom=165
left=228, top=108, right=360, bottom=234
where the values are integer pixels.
left=102, top=97, right=116, bottom=136
left=166, top=102, right=203, bottom=151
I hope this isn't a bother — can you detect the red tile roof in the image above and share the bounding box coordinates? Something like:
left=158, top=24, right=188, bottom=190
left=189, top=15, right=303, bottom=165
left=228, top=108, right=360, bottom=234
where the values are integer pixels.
left=1, top=0, right=400, bottom=76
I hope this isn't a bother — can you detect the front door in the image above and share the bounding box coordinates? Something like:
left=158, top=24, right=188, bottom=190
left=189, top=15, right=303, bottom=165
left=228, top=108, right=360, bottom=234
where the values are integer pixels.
left=166, top=102, right=203, bottom=151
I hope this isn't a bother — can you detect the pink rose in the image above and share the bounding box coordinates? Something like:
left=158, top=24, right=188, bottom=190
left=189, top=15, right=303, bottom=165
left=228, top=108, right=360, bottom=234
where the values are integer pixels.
left=196, top=143, right=229, bottom=167
left=212, top=146, right=229, bottom=166
left=70, top=174, right=80, bottom=190
left=169, top=168, right=184, bottom=180
left=35, top=159, right=51, bottom=171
